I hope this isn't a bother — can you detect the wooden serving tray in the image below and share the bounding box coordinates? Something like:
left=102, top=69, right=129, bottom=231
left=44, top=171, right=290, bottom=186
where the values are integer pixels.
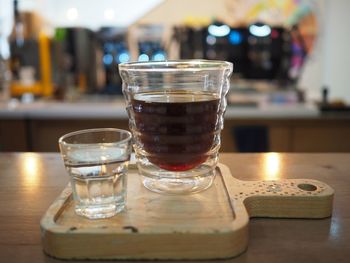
left=40, top=163, right=334, bottom=260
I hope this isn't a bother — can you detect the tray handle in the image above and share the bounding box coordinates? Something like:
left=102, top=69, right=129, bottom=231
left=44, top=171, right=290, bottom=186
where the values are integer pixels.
left=218, top=164, right=334, bottom=219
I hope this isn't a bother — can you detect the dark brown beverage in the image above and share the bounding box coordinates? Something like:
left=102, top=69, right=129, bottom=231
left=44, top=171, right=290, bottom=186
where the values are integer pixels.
left=131, top=91, right=220, bottom=171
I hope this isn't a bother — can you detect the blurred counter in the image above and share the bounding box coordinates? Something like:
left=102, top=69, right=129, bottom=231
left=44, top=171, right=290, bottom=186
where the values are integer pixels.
left=0, top=98, right=319, bottom=119
left=0, top=99, right=128, bottom=120
left=0, top=98, right=349, bottom=153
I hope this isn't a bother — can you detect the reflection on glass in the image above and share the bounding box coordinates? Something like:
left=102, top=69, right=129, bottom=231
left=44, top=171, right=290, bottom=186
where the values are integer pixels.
left=264, top=153, right=281, bottom=180
left=20, top=153, right=41, bottom=189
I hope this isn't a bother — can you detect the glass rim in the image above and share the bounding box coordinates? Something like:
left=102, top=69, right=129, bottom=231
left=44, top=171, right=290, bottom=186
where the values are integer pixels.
left=118, top=59, right=233, bottom=72
left=58, top=128, right=132, bottom=146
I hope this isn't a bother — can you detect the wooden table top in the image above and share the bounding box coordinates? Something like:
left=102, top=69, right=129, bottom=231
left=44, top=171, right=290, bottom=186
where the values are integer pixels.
left=0, top=152, right=349, bottom=263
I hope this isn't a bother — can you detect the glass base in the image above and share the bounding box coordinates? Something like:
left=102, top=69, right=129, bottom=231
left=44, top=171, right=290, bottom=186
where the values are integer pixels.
left=142, top=174, right=215, bottom=195
left=75, top=203, right=125, bottom=219
left=138, top=162, right=216, bottom=195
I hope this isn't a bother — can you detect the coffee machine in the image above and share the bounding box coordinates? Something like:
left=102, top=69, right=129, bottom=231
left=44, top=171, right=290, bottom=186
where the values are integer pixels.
left=52, top=27, right=98, bottom=96
left=96, top=27, right=129, bottom=95
left=52, top=27, right=130, bottom=96
left=174, top=21, right=292, bottom=82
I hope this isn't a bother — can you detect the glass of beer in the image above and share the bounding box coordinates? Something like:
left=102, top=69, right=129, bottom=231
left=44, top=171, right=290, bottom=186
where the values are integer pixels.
left=119, top=60, right=233, bottom=194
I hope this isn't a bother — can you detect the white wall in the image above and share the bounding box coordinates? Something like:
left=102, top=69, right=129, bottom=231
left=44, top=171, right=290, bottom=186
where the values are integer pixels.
left=136, top=0, right=230, bottom=25
left=300, top=0, right=350, bottom=103
left=0, top=0, right=13, bottom=59
left=298, top=0, right=325, bottom=102
left=20, top=0, right=163, bottom=28
left=323, top=0, right=350, bottom=102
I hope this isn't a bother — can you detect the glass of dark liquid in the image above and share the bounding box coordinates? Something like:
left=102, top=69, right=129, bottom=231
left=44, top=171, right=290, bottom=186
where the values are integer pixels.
left=119, top=60, right=233, bottom=194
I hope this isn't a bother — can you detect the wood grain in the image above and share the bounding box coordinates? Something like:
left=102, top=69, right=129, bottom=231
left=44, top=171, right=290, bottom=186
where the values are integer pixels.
left=0, top=153, right=349, bottom=263
left=29, top=119, right=130, bottom=152
left=293, top=126, right=350, bottom=152
left=0, top=120, right=28, bottom=151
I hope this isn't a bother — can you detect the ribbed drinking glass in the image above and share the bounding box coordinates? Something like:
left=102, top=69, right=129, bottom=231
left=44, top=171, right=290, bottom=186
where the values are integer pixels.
left=119, top=60, right=233, bottom=194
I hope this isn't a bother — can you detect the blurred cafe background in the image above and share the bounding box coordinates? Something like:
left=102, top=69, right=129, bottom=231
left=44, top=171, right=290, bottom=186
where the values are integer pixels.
left=0, top=0, right=349, bottom=153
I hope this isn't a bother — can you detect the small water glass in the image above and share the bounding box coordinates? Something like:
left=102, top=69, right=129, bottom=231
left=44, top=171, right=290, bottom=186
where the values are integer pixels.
left=59, top=128, right=132, bottom=219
